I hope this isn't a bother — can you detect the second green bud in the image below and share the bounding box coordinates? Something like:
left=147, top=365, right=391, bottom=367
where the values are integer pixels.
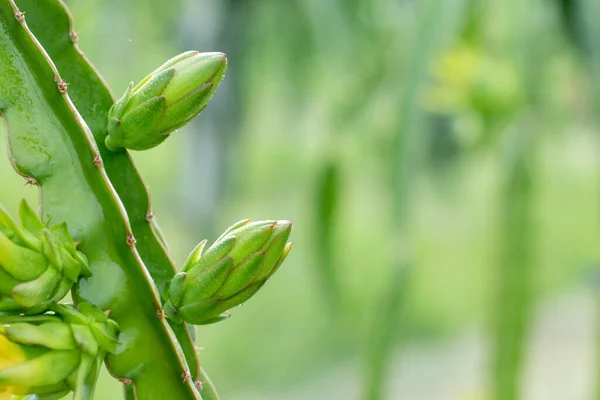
left=164, top=220, right=293, bottom=325
left=105, top=51, right=227, bottom=151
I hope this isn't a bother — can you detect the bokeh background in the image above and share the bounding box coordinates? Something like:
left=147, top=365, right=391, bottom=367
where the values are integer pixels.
left=2, top=0, right=600, bottom=399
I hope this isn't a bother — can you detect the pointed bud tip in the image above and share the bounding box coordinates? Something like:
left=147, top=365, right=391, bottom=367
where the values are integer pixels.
left=275, top=220, right=292, bottom=228
left=185, top=51, right=227, bottom=73
left=198, top=51, right=227, bottom=63
left=272, top=220, right=292, bottom=235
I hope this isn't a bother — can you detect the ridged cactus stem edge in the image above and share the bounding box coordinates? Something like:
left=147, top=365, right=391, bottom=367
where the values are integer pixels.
left=0, top=0, right=201, bottom=398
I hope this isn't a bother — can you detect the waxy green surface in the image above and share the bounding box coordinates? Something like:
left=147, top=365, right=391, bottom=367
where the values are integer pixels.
left=0, top=0, right=208, bottom=398
left=11, top=0, right=207, bottom=391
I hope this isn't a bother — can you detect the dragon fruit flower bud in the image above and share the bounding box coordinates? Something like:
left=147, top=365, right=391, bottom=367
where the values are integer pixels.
left=0, top=302, right=118, bottom=399
left=164, top=220, right=293, bottom=325
left=105, top=51, right=227, bottom=151
left=0, top=201, right=91, bottom=314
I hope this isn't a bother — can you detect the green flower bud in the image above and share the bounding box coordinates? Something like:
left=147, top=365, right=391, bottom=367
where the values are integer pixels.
left=0, top=302, right=118, bottom=399
left=105, top=51, right=228, bottom=151
left=164, top=220, right=293, bottom=325
left=0, top=201, right=91, bottom=314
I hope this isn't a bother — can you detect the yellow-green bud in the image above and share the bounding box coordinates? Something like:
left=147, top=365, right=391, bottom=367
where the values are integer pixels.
left=0, top=302, right=118, bottom=398
left=165, top=220, right=293, bottom=325
left=105, top=51, right=227, bottom=151
left=0, top=201, right=91, bottom=314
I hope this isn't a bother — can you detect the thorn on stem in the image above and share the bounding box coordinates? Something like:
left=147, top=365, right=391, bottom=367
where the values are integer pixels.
left=181, top=371, right=191, bottom=382
left=93, top=155, right=103, bottom=167
left=119, top=378, right=133, bottom=385
left=126, top=235, right=136, bottom=247
left=146, top=211, right=155, bottom=221
left=194, top=379, right=204, bottom=391
left=24, top=176, right=38, bottom=186
left=69, top=30, right=79, bottom=43
left=54, top=76, right=69, bottom=93
left=14, top=10, right=25, bottom=21
left=156, top=308, right=165, bottom=319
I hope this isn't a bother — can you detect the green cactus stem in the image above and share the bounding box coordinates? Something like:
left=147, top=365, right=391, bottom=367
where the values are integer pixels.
left=0, top=0, right=293, bottom=399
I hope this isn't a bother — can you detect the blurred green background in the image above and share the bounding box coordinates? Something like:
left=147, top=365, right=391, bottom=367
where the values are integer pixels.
left=2, top=0, right=600, bottom=399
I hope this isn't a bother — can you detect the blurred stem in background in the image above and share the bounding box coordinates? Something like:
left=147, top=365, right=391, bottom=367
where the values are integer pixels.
left=314, top=161, right=342, bottom=313
left=365, top=265, right=409, bottom=400
left=556, top=0, right=600, bottom=398
left=555, top=0, right=587, bottom=53
left=492, top=144, right=534, bottom=400
left=576, top=0, right=600, bottom=112
left=426, top=0, right=540, bottom=396
left=364, top=1, right=449, bottom=399
left=274, top=0, right=345, bottom=315
left=490, top=0, right=545, bottom=397
left=557, top=0, right=600, bottom=400
left=311, top=0, right=395, bottom=315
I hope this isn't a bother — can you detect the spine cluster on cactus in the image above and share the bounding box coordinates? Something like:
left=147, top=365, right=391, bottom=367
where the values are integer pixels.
left=0, top=1, right=293, bottom=399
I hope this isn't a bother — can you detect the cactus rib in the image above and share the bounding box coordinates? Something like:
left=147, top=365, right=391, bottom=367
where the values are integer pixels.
left=0, top=1, right=200, bottom=398
left=13, top=0, right=205, bottom=389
